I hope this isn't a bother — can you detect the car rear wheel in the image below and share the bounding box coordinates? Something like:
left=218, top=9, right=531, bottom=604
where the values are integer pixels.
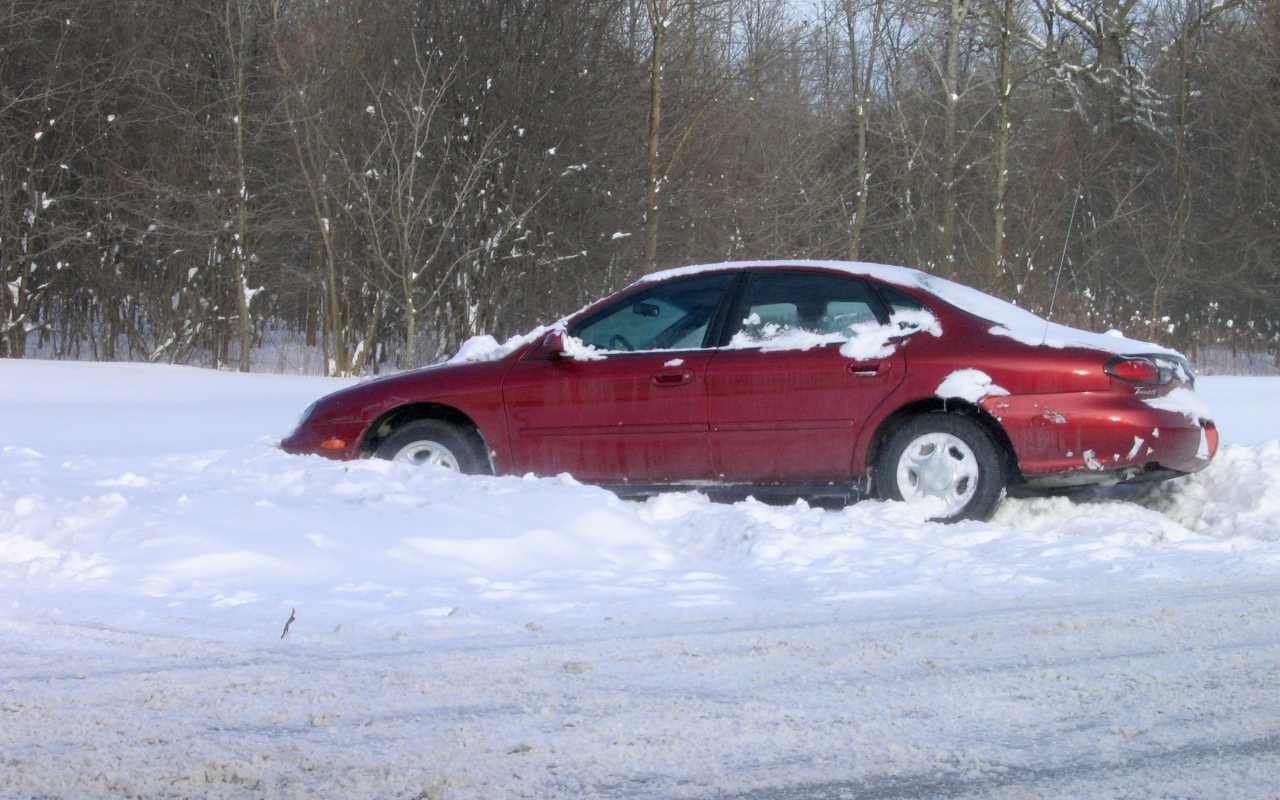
left=374, top=419, right=491, bottom=475
left=877, top=413, right=1005, bottom=522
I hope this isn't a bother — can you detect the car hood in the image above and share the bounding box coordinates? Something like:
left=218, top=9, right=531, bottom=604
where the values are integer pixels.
left=307, top=358, right=504, bottom=417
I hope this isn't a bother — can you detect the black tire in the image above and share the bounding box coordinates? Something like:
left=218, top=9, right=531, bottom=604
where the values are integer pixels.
left=373, top=419, right=492, bottom=475
left=875, top=413, right=1006, bottom=522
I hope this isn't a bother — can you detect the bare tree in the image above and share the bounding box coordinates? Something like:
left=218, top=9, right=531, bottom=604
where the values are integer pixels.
left=343, top=51, right=517, bottom=367
left=940, top=0, right=974, bottom=272
left=224, top=0, right=258, bottom=371
left=269, top=0, right=351, bottom=375
left=843, top=0, right=887, bottom=260
left=989, top=0, right=1016, bottom=287
left=642, top=0, right=673, bottom=273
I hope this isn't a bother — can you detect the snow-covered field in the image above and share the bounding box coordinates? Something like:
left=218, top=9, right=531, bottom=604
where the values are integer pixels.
left=3, top=360, right=1280, bottom=798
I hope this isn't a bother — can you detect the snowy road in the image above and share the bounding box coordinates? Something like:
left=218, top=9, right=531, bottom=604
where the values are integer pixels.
left=5, top=584, right=1280, bottom=799
left=2, top=361, right=1280, bottom=798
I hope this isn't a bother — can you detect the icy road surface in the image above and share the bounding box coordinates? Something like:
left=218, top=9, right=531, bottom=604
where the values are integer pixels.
left=2, top=361, right=1280, bottom=799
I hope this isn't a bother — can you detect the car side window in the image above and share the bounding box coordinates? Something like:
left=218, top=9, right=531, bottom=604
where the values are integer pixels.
left=572, top=272, right=734, bottom=352
left=731, top=271, right=885, bottom=345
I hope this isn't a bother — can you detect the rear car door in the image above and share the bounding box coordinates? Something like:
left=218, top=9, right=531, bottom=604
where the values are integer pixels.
left=705, top=269, right=906, bottom=483
left=502, top=272, right=736, bottom=483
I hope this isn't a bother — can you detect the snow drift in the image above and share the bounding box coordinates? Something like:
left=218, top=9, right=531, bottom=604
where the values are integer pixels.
left=1, top=360, right=1278, bottom=641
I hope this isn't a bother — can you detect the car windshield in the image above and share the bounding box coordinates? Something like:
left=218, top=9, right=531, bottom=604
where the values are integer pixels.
left=572, top=273, right=733, bottom=351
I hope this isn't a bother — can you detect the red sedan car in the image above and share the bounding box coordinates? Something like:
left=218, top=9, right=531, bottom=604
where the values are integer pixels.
left=282, top=261, right=1217, bottom=521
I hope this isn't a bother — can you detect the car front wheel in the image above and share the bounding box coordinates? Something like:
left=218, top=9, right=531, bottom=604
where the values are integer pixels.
left=877, top=413, right=1006, bottom=522
left=374, top=419, right=491, bottom=475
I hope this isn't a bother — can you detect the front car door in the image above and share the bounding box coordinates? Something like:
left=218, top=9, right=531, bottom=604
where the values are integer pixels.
left=502, top=271, right=737, bottom=483
left=705, top=269, right=907, bottom=483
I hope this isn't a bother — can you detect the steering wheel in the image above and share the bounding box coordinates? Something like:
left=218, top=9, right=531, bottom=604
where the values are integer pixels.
left=609, top=333, right=635, bottom=352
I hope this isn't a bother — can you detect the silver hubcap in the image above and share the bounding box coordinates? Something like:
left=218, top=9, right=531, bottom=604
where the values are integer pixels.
left=895, top=432, right=980, bottom=516
left=392, top=440, right=460, bottom=470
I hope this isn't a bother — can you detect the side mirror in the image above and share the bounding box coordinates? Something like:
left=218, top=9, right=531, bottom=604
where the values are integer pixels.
left=539, top=330, right=566, bottom=360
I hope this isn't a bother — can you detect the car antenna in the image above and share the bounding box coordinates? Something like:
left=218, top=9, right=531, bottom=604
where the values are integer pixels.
left=1042, top=187, right=1081, bottom=346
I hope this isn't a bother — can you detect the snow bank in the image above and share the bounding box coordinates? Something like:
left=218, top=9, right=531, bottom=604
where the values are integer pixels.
left=2, top=361, right=1279, bottom=644
left=1000, top=440, right=1280, bottom=548
left=1144, top=442, right=1280, bottom=541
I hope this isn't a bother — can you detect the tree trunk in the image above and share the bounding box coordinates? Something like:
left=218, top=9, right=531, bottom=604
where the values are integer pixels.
left=403, top=270, right=417, bottom=370
left=1161, top=19, right=1193, bottom=338
left=272, top=5, right=348, bottom=376
left=642, top=0, right=668, bottom=274
left=228, top=0, right=254, bottom=372
left=991, top=0, right=1012, bottom=291
left=1098, top=0, right=1126, bottom=134
left=305, top=299, right=317, bottom=348
left=940, top=0, right=971, bottom=273
left=844, top=0, right=885, bottom=261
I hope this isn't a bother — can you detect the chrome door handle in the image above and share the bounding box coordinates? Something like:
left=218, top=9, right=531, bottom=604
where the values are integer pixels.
left=847, top=363, right=883, bottom=377
left=652, top=371, right=694, bottom=386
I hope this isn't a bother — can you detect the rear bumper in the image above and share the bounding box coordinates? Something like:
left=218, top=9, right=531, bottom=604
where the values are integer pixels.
left=982, top=391, right=1216, bottom=485
left=1016, top=464, right=1190, bottom=492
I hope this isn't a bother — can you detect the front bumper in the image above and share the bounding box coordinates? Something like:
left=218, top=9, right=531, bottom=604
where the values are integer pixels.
left=280, top=419, right=366, bottom=460
left=982, top=391, right=1216, bottom=485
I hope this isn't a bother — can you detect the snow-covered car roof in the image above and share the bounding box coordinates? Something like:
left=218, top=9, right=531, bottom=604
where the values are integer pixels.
left=635, top=259, right=926, bottom=289
left=635, top=260, right=1179, bottom=357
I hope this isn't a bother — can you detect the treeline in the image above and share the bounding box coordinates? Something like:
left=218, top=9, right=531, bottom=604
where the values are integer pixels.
left=1, top=0, right=1276, bottom=374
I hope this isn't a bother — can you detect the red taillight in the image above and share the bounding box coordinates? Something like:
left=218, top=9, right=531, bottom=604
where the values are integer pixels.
left=1105, top=356, right=1164, bottom=385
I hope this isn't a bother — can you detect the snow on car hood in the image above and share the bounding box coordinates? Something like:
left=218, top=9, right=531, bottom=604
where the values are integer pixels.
left=448, top=325, right=552, bottom=364
left=448, top=323, right=608, bottom=364
left=637, top=260, right=1180, bottom=356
